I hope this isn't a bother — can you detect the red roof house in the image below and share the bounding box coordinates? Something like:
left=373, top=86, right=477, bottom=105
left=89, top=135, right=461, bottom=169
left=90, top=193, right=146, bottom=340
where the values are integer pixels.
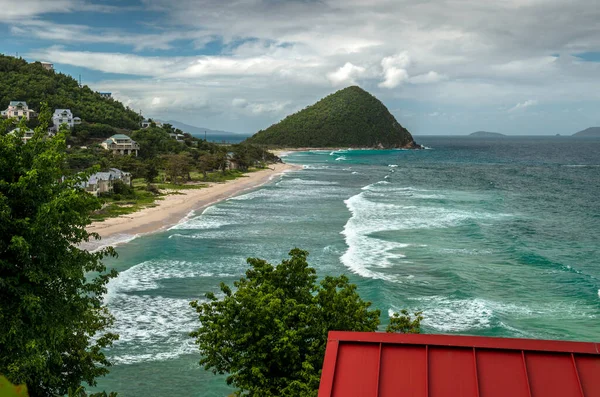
left=318, top=331, right=600, bottom=397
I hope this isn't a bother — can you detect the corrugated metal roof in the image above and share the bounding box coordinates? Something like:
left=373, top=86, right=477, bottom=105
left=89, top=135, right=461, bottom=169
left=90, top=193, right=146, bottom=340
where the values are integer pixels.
left=318, top=331, right=600, bottom=397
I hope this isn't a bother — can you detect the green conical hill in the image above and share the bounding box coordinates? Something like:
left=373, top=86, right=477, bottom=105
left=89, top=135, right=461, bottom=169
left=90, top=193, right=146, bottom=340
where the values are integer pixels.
left=245, top=86, right=418, bottom=148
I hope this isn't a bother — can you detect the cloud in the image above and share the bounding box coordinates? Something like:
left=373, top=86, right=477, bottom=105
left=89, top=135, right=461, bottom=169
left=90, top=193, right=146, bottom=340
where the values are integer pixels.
left=410, top=71, right=446, bottom=84
left=508, top=99, right=539, bottom=112
left=0, top=0, right=127, bottom=21
left=10, top=20, right=191, bottom=51
left=379, top=53, right=410, bottom=88
left=327, top=62, right=367, bottom=86
left=10, top=0, right=600, bottom=134
left=27, top=47, right=177, bottom=76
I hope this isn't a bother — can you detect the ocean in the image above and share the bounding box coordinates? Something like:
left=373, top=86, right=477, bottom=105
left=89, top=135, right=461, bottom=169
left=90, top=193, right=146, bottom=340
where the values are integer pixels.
left=92, top=136, right=600, bottom=396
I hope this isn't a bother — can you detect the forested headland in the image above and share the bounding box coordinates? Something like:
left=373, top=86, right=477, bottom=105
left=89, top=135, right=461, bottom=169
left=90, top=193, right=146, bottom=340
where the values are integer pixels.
left=245, top=86, right=419, bottom=149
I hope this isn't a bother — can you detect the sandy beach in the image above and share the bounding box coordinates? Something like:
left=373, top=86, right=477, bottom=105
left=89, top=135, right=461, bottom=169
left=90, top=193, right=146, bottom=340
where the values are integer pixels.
left=86, top=162, right=301, bottom=242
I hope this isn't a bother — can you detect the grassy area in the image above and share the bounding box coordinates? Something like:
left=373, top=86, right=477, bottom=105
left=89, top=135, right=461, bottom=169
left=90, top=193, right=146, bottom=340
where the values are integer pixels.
left=90, top=188, right=161, bottom=222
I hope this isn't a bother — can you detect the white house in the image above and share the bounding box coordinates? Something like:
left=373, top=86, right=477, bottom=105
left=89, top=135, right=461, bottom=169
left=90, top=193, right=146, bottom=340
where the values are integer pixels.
left=99, top=92, right=112, bottom=99
left=141, top=119, right=163, bottom=128
left=101, top=134, right=140, bottom=156
left=40, top=62, right=54, bottom=71
left=1, top=101, right=36, bottom=121
left=52, top=109, right=81, bottom=129
left=80, top=168, right=131, bottom=196
left=8, top=128, right=35, bottom=143
left=109, top=168, right=132, bottom=185
left=169, top=133, right=185, bottom=142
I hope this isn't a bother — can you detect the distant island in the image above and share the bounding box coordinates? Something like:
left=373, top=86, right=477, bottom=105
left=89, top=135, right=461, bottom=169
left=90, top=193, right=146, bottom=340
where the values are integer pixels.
left=469, top=131, right=505, bottom=137
left=165, top=120, right=247, bottom=138
left=245, top=86, right=419, bottom=149
left=573, top=127, right=600, bottom=137
left=164, top=120, right=249, bottom=143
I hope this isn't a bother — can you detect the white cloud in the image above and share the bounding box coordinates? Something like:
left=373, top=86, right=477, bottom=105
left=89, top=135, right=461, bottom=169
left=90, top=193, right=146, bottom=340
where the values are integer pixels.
left=327, top=63, right=367, bottom=86
left=11, top=20, right=187, bottom=51
left=410, top=71, right=446, bottom=84
left=27, top=47, right=176, bottom=76
left=232, top=98, right=248, bottom=108
left=0, top=0, right=129, bottom=21
left=508, top=99, right=539, bottom=112
left=379, top=53, right=411, bottom=88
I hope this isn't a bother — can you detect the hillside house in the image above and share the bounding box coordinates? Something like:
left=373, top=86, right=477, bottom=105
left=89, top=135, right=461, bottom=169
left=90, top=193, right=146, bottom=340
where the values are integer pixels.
left=8, top=128, right=35, bottom=143
left=99, top=92, right=112, bottom=99
left=40, top=62, right=54, bottom=71
left=169, top=133, right=185, bottom=142
left=80, top=168, right=131, bottom=196
left=141, top=119, right=163, bottom=128
left=1, top=101, right=36, bottom=120
left=101, top=134, right=140, bottom=156
left=52, top=109, right=81, bottom=129
left=109, top=168, right=132, bottom=185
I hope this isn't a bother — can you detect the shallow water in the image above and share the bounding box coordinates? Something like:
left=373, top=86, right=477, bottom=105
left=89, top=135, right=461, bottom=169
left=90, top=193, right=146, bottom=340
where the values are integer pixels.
left=92, top=136, right=600, bottom=396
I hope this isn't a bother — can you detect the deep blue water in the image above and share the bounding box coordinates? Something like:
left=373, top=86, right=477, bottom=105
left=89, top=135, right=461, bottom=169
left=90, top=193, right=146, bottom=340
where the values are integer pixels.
left=93, top=136, right=600, bottom=396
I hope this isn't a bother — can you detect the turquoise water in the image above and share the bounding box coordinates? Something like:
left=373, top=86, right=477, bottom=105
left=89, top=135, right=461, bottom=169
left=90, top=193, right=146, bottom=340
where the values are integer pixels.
left=93, top=136, right=600, bottom=396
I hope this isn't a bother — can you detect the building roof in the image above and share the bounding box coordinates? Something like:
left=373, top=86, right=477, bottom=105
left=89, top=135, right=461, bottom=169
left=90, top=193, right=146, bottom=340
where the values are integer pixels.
left=111, top=134, right=132, bottom=140
left=53, top=109, right=72, bottom=114
left=9, top=101, right=27, bottom=107
left=109, top=168, right=130, bottom=178
left=318, top=331, right=600, bottom=397
left=9, top=128, right=34, bottom=134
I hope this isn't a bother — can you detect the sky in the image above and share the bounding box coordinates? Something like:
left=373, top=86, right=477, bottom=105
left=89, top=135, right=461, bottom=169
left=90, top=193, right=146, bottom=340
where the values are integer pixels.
left=1, top=0, right=599, bottom=135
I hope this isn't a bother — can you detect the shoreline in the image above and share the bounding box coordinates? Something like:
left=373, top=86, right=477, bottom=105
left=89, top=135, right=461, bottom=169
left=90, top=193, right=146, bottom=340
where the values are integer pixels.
left=85, top=162, right=301, bottom=246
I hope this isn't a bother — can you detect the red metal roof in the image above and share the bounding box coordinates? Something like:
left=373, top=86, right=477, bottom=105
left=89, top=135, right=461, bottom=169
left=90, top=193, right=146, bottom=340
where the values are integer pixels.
left=318, top=331, right=600, bottom=397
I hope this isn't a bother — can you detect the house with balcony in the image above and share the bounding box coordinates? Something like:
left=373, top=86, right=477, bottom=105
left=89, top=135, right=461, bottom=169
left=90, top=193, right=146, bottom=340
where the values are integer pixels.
left=8, top=128, right=35, bottom=143
left=52, top=109, right=81, bottom=130
left=1, top=101, right=37, bottom=121
left=101, top=134, right=140, bottom=156
left=99, top=92, right=112, bottom=99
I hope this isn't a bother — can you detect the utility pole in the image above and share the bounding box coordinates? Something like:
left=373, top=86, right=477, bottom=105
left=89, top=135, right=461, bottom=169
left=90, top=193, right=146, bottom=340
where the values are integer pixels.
left=79, top=74, right=82, bottom=87
left=205, top=131, right=207, bottom=141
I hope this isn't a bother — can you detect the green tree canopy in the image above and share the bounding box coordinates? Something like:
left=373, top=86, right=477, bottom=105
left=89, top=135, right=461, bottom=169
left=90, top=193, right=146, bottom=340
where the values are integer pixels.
left=0, top=105, right=118, bottom=396
left=190, top=249, right=381, bottom=397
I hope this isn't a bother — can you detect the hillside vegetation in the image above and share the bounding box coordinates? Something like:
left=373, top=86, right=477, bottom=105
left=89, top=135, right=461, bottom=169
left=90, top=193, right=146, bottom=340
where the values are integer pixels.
left=246, top=86, right=417, bottom=148
left=0, top=54, right=142, bottom=129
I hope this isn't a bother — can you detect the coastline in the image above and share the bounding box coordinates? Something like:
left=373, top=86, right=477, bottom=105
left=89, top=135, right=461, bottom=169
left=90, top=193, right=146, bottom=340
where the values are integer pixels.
left=85, top=162, right=301, bottom=246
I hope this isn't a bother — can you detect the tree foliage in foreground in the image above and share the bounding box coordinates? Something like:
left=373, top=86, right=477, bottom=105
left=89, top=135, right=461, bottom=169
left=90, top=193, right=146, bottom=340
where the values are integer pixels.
left=192, top=249, right=418, bottom=396
left=0, top=106, right=118, bottom=397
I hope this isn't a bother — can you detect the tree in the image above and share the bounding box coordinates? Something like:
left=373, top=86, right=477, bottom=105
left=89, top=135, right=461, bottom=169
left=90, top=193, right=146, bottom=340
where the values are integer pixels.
left=386, top=309, right=423, bottom=334
left=190, top=249, right=380, bottom=397
left=0, top=104, right=118, bottom=396
left=143, top=158, right=160, bottom=183
left=163, top=152, right=192, bottom=183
